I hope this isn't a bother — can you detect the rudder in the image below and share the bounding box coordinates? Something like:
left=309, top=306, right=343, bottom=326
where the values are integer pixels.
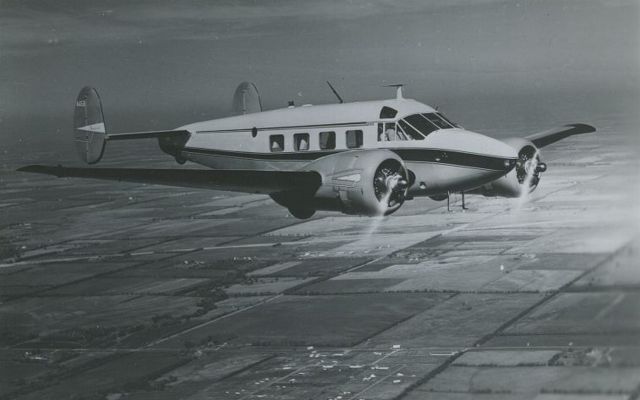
left=74, top=86, right=106, bottom=164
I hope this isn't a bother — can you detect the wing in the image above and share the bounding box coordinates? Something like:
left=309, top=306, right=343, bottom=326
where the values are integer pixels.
left=18, top=165, right=321, bottom=195
left=525, top=123, right=595, bottom=148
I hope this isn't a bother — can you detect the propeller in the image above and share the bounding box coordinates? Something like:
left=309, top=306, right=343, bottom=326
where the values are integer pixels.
left=373, top=161, right=408, bottom=210
left=515, top=148, right=547, bottom=191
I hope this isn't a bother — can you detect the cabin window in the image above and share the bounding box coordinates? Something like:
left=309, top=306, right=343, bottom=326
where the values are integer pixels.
left=346, top=129, right=363, bottom=148
left=294, top=133, right=309, bottom=151
left=270, top=134, right=284, bottom=152
left=319, top=131, right=336, bottom=150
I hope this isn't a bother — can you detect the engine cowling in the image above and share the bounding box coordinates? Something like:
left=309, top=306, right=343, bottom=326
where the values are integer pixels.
left=272, top=149, right=409, bottom=218
left=474, top=138, right=547, bottom=198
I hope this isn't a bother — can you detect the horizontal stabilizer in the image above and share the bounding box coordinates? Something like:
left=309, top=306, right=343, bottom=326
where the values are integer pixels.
left=17, top=165, right=321, bottom=195
left=526, top=123, right=595, bottom=148
left=72, top=86, right=193, bottom=165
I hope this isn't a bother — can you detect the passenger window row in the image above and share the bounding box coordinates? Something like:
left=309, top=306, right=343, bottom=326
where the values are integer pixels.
left=269, top=130, right=363, bottom=152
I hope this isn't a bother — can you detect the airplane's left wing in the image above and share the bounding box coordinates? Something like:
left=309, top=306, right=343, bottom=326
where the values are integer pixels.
left=17, top=165, right=322, bottom=195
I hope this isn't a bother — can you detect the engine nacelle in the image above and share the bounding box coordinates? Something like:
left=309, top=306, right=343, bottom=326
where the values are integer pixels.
left=272, top=149, right=409, bottom=218
left=473, top=138, right=546, bottom=198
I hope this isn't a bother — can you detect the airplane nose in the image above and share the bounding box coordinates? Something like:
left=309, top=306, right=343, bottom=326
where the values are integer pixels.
left=466, top=130, right=518, bottom=173
left=485, top=135, right=518, bottom=173
left=429, top=129, right=518, bottom=172
left=474, top=132, right=518, bottom=160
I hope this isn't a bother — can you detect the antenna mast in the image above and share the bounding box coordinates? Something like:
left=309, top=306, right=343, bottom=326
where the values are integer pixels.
left=326, top=81, right=344, bottom=104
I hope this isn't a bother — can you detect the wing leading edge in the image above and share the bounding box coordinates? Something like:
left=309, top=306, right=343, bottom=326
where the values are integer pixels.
left=17, top=165, right=322, bottom=195
left=525, top=123, right=595, bottom=148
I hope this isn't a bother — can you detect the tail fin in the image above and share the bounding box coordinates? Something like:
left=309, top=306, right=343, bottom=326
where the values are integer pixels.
left=74, top=86, right=106, bottom=164
left=231, top=81, right=262, bottom=115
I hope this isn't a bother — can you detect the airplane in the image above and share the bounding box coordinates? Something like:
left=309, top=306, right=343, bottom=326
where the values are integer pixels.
left=18, top=82, right=595, bottom=219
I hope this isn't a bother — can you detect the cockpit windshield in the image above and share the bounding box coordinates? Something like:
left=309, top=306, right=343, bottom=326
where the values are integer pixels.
left=403, top=113, right=455, bottom=135
left=377, top=112, right=457, bottom=142
left=433, top=112, right=457, bottom=128
left=422, top=113, right=454, bottom=130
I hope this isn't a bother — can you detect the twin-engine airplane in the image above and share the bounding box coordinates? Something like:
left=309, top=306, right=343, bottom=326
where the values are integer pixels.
left=19, top=82, right=595, bottom=218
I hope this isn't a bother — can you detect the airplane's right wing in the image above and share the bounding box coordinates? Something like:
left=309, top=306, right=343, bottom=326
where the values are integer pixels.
left=17, top=165, right=321, bottom=195
left=525, top=123, right=595, bottom=148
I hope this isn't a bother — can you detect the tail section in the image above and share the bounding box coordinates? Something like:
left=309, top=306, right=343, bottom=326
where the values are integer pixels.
left=231, top=81, right=262, bottom=115
left=74, top=86, right=106, bottom=164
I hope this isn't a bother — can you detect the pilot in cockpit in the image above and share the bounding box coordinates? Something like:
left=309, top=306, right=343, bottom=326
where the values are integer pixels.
left=385, top=124, right=398, bottom=141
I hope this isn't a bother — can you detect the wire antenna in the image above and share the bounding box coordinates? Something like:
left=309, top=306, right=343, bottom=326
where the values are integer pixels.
left=326, top=81, right=344, bottom=104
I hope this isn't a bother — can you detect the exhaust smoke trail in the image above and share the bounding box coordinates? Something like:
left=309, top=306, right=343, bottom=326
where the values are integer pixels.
left=363, top=174, right=402, bottom=238
left=515, top=149, right=539, bottom=210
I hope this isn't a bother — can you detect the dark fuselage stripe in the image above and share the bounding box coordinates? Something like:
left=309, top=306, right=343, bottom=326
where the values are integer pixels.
left=196, top=121, right=371, bottom=133
left=185, top=147, right=340, bottom=160
left=393, top=149, right=510, bottom=172
left=183, top=147, right=513, bottom=171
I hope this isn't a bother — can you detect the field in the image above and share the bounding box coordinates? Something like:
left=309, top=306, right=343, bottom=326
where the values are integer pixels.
left=1, top=110, right=639, bottom=399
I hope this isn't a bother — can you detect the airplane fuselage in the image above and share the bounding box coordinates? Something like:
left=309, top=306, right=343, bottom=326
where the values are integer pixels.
left=177, top=97, right=518, bottom=197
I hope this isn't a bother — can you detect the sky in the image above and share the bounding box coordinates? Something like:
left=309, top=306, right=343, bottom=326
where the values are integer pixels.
left=1, top=0, right=639, bottom=153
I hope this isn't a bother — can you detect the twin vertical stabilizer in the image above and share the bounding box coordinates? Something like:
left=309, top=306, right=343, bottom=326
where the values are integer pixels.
left=74, top=86, right=106, bottom=164
left=231, top=81, right=262, bottom=115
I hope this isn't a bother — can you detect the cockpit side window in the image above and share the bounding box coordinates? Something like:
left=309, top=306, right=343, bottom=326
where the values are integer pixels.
left=378, top=122, right=414, bottom=142
left=378, top=122, right=404, bottom=141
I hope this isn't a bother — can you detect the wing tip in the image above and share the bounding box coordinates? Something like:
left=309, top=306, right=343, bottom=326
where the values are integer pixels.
left=17, top=165, right=62, bottom=176
left=17, top=165, right=41, bottom=173
left=568, top=123, right=596, bottom=134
